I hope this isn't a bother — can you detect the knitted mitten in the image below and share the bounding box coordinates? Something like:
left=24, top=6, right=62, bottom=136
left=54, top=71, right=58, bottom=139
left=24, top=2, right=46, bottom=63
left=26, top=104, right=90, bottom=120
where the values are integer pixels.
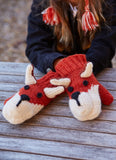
left=2, top=64, right=70, bottom=124
left=52, top=54, right=113, bottom=121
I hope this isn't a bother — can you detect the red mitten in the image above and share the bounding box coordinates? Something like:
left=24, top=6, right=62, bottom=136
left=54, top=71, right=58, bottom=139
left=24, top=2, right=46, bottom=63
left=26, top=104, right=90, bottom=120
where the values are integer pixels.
left=2, top=64, right=70, bottom=124
left=53, top=54, right=113, bottom=121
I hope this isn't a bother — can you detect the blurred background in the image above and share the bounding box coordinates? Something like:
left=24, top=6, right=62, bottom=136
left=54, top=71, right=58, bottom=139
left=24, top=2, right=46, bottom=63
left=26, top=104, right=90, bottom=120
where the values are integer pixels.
left=0, top=0, right=31, bottom=62
left=0, top=0, right=115, bottom=67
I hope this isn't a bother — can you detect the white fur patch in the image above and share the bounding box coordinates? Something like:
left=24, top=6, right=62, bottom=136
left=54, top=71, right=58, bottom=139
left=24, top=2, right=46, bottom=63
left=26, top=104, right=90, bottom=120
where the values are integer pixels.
left=87, top=85, right=101, bottom=120
left=2, top=93, right=44, bottom=124
left=69, top=85, right=101, bottom=121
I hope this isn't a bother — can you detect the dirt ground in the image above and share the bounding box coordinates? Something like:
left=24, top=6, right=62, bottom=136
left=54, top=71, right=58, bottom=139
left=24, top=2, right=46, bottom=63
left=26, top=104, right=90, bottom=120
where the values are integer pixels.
left=0, top=0, right=116, bottom=67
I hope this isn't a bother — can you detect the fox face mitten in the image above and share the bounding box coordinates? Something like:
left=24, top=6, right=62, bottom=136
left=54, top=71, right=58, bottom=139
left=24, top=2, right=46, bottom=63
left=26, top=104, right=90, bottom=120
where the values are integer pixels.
left=54, top=54, right=113, bottom=121
left=2, top=64, right=70, bottom=124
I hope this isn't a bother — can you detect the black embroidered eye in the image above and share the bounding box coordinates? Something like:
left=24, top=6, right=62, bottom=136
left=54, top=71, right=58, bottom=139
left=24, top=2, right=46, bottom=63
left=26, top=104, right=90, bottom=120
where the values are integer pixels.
left=67, top=86, right=74, bottom=92
left=83, top=80, right=89, bottom=86
left=37, top=93, right=42, bottom=98
left=24, top=85, right=30, bottom=90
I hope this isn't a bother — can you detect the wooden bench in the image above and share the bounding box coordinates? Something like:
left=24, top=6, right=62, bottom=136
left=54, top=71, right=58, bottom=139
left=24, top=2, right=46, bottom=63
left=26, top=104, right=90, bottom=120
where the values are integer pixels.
left=0, top=62, right=116, bottom=160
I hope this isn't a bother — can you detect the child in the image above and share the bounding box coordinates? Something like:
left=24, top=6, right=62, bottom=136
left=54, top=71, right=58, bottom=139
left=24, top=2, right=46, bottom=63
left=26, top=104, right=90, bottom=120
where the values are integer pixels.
left=26, top=0, right=116, bottom=75
left=2, top=0, right=115, bottom=124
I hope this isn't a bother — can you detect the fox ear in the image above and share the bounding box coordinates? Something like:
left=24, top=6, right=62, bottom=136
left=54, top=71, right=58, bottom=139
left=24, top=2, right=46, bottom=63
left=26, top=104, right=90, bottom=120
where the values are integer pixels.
left=44, top=78, right=70, bottom=98
left=25, top=64, right=36, bottom=85
left=44, top=86, right=64, bottom=98
left=50, top=78, right=71, bottom=88
left=81, top=62, right=93, bottom=78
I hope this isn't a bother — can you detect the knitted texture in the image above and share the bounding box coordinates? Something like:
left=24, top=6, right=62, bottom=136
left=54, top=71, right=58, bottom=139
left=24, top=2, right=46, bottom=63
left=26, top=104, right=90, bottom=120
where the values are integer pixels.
left=82, top=12, right=98, bottom=32
left=41, top=6, right=61, bottom=26
left=55, top=54, right=113, bottom=121
left=82, top=0, right=99, bottom=32
left=2, top=65, right=66, bottom=124
left=55, top=54, right=87, bottom=76
left=19, top=71, right=63, bottom=106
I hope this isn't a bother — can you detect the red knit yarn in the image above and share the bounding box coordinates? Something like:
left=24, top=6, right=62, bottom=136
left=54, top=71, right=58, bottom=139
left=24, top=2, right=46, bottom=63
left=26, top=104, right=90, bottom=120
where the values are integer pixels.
left=82, top=0, right=99, bottom=32
left=55, top=54, right=113, bottom=105
left=42, top=7, right=61, bottom=26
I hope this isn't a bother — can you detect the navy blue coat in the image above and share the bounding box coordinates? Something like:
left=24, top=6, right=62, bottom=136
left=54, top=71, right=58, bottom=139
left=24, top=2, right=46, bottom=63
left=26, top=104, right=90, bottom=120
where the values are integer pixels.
left=26, top=0, right=116, bottom=75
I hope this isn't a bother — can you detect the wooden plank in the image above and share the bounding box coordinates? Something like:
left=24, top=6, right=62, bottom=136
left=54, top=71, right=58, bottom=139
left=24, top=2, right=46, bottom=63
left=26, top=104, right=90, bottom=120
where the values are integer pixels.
left=0, top=62, right=116, bottom=82
left=0, top=62, right=44, bottom=77
left=0, top=150, right=69, bottom=160
left=0, top=74, right=25, bottom=84
left=0, top=62, right=27, bottom=75
left=0, top=122, right=116, bottom=148
left=0, top=91, right=18, bottom=101
left=97, top=69, right=116, bottom=81
left=1, top=111, right=116, bottom=134
left=0, top=135, right=116, bottom=160
left=20, top=115, right=116, bottom=134
left=0, top=74, right=41, bottom=84
left=0, top=101, right=3, bottom=110
left=103, top=100, right=116, bottom=110
left=0, top=83, right=23, bottom=92
left=100, top=81, right=116, bottom=90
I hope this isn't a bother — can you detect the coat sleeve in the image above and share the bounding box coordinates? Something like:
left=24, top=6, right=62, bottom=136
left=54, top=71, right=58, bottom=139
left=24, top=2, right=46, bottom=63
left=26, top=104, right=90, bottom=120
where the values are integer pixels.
left=26, top=0, right=66, bottom=73
left=86, top=0, right=116, bottom=75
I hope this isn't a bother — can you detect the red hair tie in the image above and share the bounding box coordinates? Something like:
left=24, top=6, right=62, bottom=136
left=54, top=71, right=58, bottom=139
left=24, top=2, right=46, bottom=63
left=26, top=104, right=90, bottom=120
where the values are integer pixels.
left=41, top=7, right=61, bottom=26
left=82, top=0, right=99, bottom=33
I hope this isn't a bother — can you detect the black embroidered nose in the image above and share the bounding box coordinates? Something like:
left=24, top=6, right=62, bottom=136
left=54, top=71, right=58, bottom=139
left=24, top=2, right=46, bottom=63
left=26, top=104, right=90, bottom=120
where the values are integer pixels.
left=21, top=94, right=30, bottom=101
left=16, top=94, right=30, bottom=107
left=71, top=91, right=80, bottom=106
